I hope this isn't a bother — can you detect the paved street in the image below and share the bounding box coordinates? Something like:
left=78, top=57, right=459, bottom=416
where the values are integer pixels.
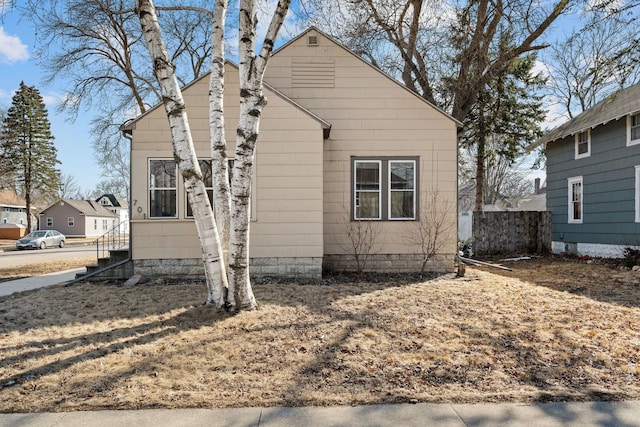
left=0, top=243, right=96, bottom=269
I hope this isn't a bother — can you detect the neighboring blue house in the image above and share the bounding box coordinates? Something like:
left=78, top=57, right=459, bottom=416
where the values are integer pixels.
left=534, top=83, right=640, bottom=257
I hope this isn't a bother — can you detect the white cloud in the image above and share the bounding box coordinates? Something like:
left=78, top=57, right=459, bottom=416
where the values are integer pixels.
left=0, top=26, right=29, bottom=64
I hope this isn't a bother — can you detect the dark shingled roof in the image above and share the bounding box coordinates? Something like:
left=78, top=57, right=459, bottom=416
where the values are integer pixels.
left=530, top=82, right=640, bottom=150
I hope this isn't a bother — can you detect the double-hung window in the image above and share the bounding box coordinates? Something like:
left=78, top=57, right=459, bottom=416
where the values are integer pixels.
left=389, top=161, right=416, bottom=219
left=149, top=159, right=177, bottom=218
left=354, top=160, right=382, bottom=219
left=575, top=130, right=590, bottom=159
left=353, top=158, right=417, bottom=220
left=186, top=160, right=214, bottom=217
left=568, top=176, right=583, bottom=223
left=629, top=113, right=640, bottom=146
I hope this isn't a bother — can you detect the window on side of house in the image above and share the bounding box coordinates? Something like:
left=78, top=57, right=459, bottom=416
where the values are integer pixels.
left=354, top=160, right=382, bottom=220
left=568, top=176, right=583, bottom=223
left=46, top=217, right=53, bottom=227
left=389, top=160, right=416, bottom=220
left=353, top=158, right=418, bottom=221
left=575, top=130, right=590, bottom=159
left=94, top=219, right=97, bottom=230
left=629, top=113, right=640, bottom=146
left=68, top=217, right=74, bottom=227
left=149, top=159, right=177, bottom=218
left=186, top=159, right=214, bottom=218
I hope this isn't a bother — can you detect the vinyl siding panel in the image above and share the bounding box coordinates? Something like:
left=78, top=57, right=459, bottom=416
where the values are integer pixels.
left=131, top=65, right=324, bottom=262
left=267, top=30, right=458, bottom=257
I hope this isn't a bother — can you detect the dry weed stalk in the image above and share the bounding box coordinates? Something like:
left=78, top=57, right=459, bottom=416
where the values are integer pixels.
left=341, top=216, right=380, bottom=274
left=402, top=190, right=455, bottom=272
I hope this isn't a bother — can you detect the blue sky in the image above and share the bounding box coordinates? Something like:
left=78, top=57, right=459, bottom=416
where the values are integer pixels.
left=0, top=2, right=630, bottom=195
left=1, top=7, right=98, bottom=194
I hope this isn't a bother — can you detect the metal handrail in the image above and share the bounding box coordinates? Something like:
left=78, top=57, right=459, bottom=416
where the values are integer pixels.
left=94, top=219, right=130, bottom=261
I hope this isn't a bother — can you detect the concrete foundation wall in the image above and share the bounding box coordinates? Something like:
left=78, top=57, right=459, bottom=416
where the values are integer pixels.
left=133, top=257, right=323, bottom=280
left=323, top=253, right=454, bottom=274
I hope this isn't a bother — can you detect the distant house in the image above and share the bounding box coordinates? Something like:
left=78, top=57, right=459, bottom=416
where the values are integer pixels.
left=95, top=194, right=129, bottom=233
left=121, top=27, right=460, bottom=279
left=0, top=190, right=28, bottom=226
left=0, top=190, right=31, bottom=238
left=39, top=199, right=118, bottom=238
left=533, top=82, right=640, bottom=257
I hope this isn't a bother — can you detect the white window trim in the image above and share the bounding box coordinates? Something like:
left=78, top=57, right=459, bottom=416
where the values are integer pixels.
left=68, top=217, right=74, bottom=227
left=354, top=160, right=382, bottom=220
left=635, top=166, right=640, bottom=223
left=388, top=160, right=416, bottom=220
left=568, top=176, right=583, bottom=224
left=186, top=159, right=214, bottom=219
left=574, top=130, right=591, bottom=159
left=628, top=113, right=640, bottom=146
left=46, top=217, right=53, bottom=227
left=149, top=158, right=178, bottom=219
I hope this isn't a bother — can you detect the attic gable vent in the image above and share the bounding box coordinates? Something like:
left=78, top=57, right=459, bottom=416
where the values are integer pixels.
left=307, top=35, right=319, bottom=46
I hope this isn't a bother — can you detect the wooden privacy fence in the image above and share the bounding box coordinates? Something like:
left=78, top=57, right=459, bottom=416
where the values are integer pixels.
left=472, top=211, right=552, bottom=256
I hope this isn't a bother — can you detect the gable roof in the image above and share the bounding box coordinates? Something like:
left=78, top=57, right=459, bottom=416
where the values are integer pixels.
left=42, top=199, right=117, bottom=217
left=121, top=60, right=332, bottom=136
left=532, top=82, right=640, bottom=149
left=96, top=194, right=128, bottom=208
left=0, top=190, right=26, bottom=208
left=272, top=27, right=463, bottom=128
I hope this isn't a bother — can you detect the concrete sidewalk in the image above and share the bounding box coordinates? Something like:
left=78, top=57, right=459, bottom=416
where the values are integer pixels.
left=0, top=268, right=83, bottom=297
left=1, top=401, right=639, bottom=427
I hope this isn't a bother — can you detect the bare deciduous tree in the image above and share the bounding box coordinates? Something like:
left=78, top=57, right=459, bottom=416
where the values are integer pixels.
left=20, top=0, right=217, bottom=195
left=135, top=0, right=292, bottom=311
left=341, top=215, right=381, bottom=274
left=402, top=191, right=455, bottom=273
left=544, top=11, right=640, bottom=119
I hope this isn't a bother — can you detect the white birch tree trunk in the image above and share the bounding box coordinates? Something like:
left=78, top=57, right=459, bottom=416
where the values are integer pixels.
left=210, top=0, right=232, bottom=267
left=136, top=0, right=228, bottom=307
left=226, top=0, right=291, bottom=311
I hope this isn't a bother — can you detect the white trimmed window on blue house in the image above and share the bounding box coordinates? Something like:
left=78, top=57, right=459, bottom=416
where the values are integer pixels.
left=568, top=176, right=583, bottom=224
left=628, top=113, right=640, bottom=146
left=575, top=130, right=590, bottom=159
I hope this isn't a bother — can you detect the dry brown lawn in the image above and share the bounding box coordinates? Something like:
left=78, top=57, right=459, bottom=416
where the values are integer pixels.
left=0, top=256, right=639, bottom=413
left=0, top=258, right=94, bottom=282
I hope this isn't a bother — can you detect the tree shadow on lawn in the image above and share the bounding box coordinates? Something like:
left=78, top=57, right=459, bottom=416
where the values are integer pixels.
left=0, top=276, right=420, bottom=411
left=1, top=272, right=638, bottom=413
left=258, top=276, right=638, bottom=410
left=475, top=256, right=640, bottom=308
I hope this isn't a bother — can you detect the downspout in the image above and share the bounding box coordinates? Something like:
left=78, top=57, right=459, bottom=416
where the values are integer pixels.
left=64, top=120, right=135, bottom=286
left=122, top=119, right=134, bottom=261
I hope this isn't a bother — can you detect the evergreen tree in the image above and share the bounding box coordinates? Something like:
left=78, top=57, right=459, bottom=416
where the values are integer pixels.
left=457, top=53, right=546, bottom=211
left=0, top=82, right=61, bottom=231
